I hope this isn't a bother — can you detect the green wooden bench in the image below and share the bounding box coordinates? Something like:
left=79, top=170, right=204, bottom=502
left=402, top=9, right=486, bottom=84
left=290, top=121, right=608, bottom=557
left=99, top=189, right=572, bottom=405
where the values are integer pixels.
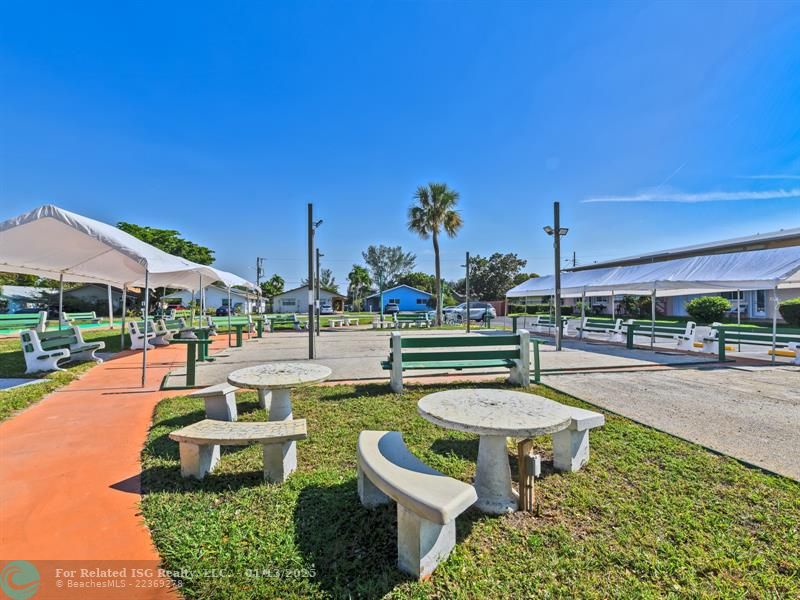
left=61, top=311, right=102, bottom=326
left=623, top=321, right=697, bottom=350
left=706, top=325, right=800, bottom=363
left=0, top=311, right=47, bottom=333
left=205, top=315, right=254, bottom=346
left=268, top=314, right=307, bottom=331
left=381, top=330, right=541, bottom=392
left=395, top=313, right=431, bottom=328
left=20, top=326, right=105, bottom=373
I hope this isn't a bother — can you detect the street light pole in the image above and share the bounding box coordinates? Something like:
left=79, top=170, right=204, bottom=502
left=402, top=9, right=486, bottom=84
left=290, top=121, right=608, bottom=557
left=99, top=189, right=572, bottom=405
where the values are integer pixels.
left=315, top=248, right=322, bottom=336
left=307, top=203, right=315, bottom=359
left=544, top=201, right=568, bottom=351
left=465, top=251, right=471, bottom=333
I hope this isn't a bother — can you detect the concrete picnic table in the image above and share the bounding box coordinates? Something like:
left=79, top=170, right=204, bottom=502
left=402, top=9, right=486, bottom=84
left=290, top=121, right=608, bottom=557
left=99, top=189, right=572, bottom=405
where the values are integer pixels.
left=417, top=389, right=572, bottom=514
left=226, top=362, right=332, bottom=478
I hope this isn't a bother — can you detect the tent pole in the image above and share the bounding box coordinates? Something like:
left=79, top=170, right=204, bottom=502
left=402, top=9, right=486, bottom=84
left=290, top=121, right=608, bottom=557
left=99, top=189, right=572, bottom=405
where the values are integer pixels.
left=58, top=274, right=64, bottom=330
left=227, top=288, right=232, bottom=347
left=611, top=290, right=615, bottom=322
left=120, top=286, right=127, bottom=348
left=198, top=275, right=203, bottom=328
left=108, top=285, right=114, bottom=329
left=772, top=286, right=778, bottom=365
left=580, top=288, right=586, bottom=340
left=737, top=289, right=741, bottom=352
left=142, top=270, right=149, bottom=388
left=651, top=288, right=656, bottom=349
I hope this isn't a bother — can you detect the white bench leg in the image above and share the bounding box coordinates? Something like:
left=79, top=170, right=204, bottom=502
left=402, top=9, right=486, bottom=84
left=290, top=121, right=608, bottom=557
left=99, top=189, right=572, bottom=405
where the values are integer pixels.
left=204, top=392, right=238, bottom=421
left=397, top=504, right=456, bottom=579
left=552, top=427, right=590, bottom=472
left=178, top=442, right=220, bottom=479
left=263, top=388, right=296, bottom=481
left=390, top=334, right=403, bottom=392
left=262, top=441, right=295, bottom=482
left=258, top=389, right=272, bottom=410
left=357, top=464, right=390, bottom=507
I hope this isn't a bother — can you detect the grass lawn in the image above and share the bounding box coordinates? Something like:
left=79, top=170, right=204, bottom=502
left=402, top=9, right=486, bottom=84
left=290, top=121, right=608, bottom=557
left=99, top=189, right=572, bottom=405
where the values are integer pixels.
left=0, top=329, right=123, bottom=421
left=141, top=382, right=799, bottom=599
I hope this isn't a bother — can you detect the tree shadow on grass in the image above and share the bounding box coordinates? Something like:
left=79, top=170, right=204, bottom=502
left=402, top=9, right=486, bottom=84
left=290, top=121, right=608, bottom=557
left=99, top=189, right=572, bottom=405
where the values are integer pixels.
left=293, top=478, right=482, bottom=597
left=429, top=438, right=479, bottom=463
left=138, top=464, right=266, bottom=495
left=310, top=383, right=395, bottom=403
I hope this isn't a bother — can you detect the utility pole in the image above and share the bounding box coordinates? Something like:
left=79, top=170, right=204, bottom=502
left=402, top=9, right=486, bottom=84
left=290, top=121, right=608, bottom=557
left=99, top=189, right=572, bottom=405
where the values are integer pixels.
left=572, top=251, right=576, bottom=268
left=256, top=257, right=264, bottom=288
left=464, top=251, right=471, bottom=333
left=307, top=204, right=315, bottom=359
left=315, top=248, right=322, bottom=336
left=544, top=202, right=569, bottom=351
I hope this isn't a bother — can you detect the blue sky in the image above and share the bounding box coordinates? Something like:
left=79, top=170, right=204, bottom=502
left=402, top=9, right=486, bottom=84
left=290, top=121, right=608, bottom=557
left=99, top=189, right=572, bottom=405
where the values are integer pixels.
left=2, top=1, right=799, bottom=289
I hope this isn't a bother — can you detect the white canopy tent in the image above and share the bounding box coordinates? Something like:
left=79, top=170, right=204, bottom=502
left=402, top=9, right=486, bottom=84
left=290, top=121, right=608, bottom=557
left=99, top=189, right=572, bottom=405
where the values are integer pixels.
left=506, top=246, right=800, bottom=359
left=0, top=204, right=256, bottom=385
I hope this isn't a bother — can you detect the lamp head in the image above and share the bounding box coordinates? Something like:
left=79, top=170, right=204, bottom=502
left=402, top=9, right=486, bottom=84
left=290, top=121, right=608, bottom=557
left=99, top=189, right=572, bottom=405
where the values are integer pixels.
left=558, top=227, right=569, bottom=236
left=543, top=226, right=554, bottom=235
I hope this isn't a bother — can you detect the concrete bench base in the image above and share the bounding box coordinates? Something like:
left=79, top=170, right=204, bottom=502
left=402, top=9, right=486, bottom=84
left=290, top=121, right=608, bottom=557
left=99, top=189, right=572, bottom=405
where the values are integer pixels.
left=170, top=419, right=307, bottom=482
left=189, top=383, right=239, bottom=421
left=551, top=407, right=605, bottom=472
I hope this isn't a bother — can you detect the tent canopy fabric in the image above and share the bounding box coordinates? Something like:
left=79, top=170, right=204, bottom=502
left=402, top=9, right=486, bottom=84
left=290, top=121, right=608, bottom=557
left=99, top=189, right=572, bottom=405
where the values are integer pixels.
left=506, top=247, right=800, bottom=298
left=0, top=204, right=256, bottom=291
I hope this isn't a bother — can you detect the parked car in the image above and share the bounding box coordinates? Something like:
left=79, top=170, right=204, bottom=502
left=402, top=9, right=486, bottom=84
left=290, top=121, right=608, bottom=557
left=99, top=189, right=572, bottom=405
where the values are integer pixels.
left=320, top=302, right=334, bottom=315
left=453, top=301, right=497, bottom=322
left=384, top=302, right=400, bottom=314
left=216, top=306, right=231, bottom=316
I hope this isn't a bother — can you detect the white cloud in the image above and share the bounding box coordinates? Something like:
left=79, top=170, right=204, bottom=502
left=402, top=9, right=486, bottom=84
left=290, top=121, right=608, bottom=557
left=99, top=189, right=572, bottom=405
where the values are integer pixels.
left=582, top=188, right=800, bottom=204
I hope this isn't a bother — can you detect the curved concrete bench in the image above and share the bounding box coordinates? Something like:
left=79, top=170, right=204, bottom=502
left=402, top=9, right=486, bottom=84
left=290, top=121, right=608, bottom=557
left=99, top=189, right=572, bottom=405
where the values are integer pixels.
left=169, top=418, right=307, bottom=482
left=357, top=430, right=477, bottom=579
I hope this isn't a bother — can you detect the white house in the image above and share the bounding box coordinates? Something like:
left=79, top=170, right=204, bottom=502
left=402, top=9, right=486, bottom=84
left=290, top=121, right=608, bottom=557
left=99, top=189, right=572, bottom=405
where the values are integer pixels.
left=166, top=284, right=260, bottom=314
left=272, top=285, right=346, bottom=314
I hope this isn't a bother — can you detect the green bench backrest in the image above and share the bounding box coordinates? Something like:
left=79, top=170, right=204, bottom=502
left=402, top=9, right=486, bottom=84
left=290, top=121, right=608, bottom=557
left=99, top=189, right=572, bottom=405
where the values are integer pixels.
left=717, top=326, right=800, bottom=345
left=38, top=330, right=79, bottom=350
left=211, top=316, right=250, bottom=323
left=65, top=312, right=96, bottom=319
left=394, top=334, right=522, bottom=362
left=0, top=314, right=42, bottom=326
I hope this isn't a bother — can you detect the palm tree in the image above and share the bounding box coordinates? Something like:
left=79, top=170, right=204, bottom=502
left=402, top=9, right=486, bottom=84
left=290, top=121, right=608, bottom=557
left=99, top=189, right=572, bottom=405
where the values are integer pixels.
left=408, top=183, right=463, bottom=325
left=347, top=265, right=371, bottom=311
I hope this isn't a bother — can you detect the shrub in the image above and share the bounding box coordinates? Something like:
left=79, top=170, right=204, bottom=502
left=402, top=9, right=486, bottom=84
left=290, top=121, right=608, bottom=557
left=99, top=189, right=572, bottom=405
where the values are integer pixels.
left=685, top=296, right=731, bottom=324
left=779, top=298, right=800, bottom=327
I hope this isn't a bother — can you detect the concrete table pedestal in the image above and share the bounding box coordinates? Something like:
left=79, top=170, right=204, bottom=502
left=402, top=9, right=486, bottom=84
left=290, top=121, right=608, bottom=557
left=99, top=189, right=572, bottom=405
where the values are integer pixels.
left=474, top=434, right=519, bottom=514
left=418, top=389, right=573, bottom=515
left=227, top=362, right=332, bottom=480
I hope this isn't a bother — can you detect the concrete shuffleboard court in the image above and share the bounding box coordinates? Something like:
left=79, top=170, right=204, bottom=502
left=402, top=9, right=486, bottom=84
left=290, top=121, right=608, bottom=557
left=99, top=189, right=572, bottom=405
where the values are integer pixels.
left=544, top=364, right=800, bottom=480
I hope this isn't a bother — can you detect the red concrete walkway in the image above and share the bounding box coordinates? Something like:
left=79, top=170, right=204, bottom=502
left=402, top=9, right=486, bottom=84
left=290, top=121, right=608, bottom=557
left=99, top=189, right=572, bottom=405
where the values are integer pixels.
left=0, top=340, right=227, bottom=599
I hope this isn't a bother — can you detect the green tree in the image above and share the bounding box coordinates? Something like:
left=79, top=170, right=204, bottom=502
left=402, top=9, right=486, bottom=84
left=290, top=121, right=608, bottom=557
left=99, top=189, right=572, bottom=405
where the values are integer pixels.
left=464, top=253, right=527, bottom=300
left=685, top=296, right=731, bottom=324
left=347, top=265, right=371, bottom=311
left=259, top=274, right=284, bottom=312
left=408, top=183, right=463, bottom=325
left=301, top=268, right=337, bottom=292
left=117, top=222, right=215, bottom=265
left=513, top=272, right=539, bottom=286
left=362, top=245, right=416, bottom=290
left=395, top=271, right=436, bottom=293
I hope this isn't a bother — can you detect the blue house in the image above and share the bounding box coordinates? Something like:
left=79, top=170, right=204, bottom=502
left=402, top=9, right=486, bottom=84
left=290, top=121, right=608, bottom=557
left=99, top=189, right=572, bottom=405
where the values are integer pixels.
left=363, top=285, right=433, bottom=312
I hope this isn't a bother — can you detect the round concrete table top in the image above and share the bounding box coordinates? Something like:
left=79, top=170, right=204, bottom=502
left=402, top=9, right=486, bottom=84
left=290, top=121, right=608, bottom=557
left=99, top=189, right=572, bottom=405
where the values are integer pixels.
left=418, top=389, right=572, bottom=438
left=227, top=362, right=332, bottom=390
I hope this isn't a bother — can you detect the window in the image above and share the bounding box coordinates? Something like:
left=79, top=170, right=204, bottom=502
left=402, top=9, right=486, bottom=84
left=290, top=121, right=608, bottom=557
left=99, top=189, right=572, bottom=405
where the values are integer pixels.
left=281, top=298, right=297, bottom=307
left=756, top=290, right=766, bottom=314
left=416, top=298, right=427, bottom=304
left=389, top=298, right=400, bottom=304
